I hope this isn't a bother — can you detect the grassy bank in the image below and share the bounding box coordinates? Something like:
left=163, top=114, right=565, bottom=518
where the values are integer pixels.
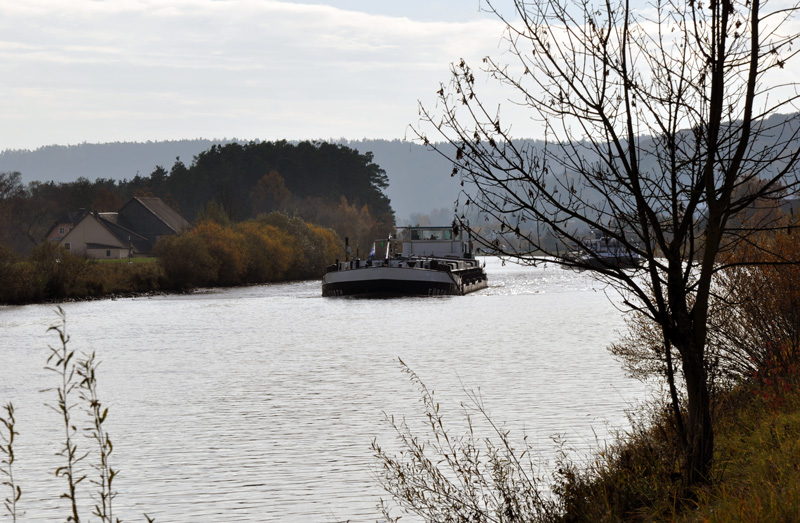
left=686, top=378, right=800, bottom=521
left=374, top=358, right=800, bottom=522
left=549, top=367, right=800, bottom=522
left=0, top=246, right=165, bottom=305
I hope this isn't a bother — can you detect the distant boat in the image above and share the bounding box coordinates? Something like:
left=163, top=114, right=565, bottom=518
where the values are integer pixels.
left=322, top=226, right=488, bottom=297
left=568, top=230, right=644, bottom=270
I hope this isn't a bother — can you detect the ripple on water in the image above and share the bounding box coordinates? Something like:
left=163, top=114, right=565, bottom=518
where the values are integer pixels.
left=0, top=257, right=647, bottom=522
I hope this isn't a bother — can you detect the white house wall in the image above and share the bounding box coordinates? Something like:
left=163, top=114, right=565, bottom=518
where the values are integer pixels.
left=87, top=247, right=128, bottom=259
left=60, top=216, right=126, bottom=257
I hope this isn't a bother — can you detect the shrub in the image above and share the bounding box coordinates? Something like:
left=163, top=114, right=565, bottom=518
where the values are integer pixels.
left=257, top=212, right=342, bottom=279
left=192, top=221, right=247, bottom=285
left=28, top=242, right=88, bottom=300
left=80, top=263, right=163, bottom=296
left=234, top=222, right=294, bottom=282
left=153, top=233, right=217, bottom=288
left=307, top=224, right=341, bottom=272
left=0, top=261, right=40, bottom=304
left=715, top=222, right=800, bottom=380
left=154, top=215, right=340, bottom=287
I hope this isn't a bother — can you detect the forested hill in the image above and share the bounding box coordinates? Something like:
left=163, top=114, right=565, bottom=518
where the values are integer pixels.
left=0, top=139, right=465, bottom=222
left=162, top=141, right=393, bottom=225
left=4, top=111, right=799, bottom=223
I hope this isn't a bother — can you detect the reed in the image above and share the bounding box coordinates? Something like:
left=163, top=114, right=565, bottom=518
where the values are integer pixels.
left=78, top=352, right=117, bottom=522
left=45, top=307, right=85, bottom=522
left=372, top=359, right=558, bottom=522
left=0, top=308, right=154, bottom=522
left=1, top=403, right=21, bottom=522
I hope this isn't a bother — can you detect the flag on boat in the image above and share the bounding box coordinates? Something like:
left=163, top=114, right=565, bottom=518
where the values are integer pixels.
left=367, top=244, right=375, bottom=261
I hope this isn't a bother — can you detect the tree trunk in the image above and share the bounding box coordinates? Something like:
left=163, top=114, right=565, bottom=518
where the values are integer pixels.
left=679, top=343, right=714, bottom=487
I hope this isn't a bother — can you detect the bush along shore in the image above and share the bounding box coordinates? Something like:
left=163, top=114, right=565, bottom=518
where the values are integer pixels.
left=0, top=213, right=342, bottom=306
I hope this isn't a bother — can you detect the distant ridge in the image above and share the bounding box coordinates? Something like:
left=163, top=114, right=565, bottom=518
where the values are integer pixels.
left=339, top=139, right=464, bottom=223
left=4, top=111, right=798, bottom=224
left=0, top=139, right=239, bottom=185
left=0, top=138, right=467, bottom=222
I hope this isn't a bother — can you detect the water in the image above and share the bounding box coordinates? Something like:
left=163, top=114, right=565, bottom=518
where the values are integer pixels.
left=0, top=257, right=648, bottom=521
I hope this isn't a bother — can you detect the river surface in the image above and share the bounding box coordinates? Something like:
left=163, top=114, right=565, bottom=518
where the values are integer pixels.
left=0, top=257, right=648, bottom=522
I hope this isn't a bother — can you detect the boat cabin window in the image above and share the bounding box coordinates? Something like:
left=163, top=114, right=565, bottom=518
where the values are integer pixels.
left=410, top=228, right=455, bottom=241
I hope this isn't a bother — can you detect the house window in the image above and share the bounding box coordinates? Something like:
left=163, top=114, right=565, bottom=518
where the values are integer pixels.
left=106, top=250, right=111, bottom=257
left=65, top=243, right=71, bottom=251
left=59, top=227, right=65, bottom=235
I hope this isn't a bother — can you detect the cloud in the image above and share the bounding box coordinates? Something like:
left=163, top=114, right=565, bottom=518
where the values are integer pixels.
left=0, top=0, right=509, bottom=148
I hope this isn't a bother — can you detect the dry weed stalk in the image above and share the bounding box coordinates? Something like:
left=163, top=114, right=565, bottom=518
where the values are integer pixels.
left=1, top=403, right=21, bottom=521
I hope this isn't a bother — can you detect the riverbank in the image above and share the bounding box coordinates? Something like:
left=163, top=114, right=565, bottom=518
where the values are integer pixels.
left=551, top=364, right=800, bottom=521
left=0, top=255, right=317, bottom=306
left=0, top=250, right=164, bottom=306
left=0, top=213, right=342, bottom=306
left=689, top=377, right=800, bottom=521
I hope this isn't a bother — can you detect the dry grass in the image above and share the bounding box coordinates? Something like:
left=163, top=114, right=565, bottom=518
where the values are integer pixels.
left=375, top=359, right=800, bottom=522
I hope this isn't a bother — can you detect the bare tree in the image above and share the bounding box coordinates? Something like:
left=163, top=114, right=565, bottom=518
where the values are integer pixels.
left=416, top=0, right=800, bottom=486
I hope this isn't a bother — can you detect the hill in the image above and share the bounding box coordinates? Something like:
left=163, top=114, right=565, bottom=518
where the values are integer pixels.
left=3, top=110, right=798, bottom=224
left=0, top=139, right=469, bottom=223
left=0, top=140, right=236, bottom=185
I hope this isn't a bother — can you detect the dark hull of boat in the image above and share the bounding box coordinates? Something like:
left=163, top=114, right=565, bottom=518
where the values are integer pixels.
left=323, top=278, right=458, bottom=297
left=322, top=266, right=488, bottom=298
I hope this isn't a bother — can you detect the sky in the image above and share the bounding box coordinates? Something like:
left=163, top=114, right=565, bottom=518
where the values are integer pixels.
left=0, top=0, right=524, bottom=151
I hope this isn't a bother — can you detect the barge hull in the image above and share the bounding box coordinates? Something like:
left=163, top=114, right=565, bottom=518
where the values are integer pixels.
left=322, top=266, right=486, bottom=297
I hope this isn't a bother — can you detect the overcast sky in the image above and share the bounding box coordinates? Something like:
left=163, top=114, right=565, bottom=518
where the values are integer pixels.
left=0, top=0, right=527, bottom=151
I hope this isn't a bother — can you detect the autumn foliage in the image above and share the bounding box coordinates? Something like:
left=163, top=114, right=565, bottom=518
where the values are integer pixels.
left=716, top=218, right=800, bottom=401
left=0, top=140, right=394, bottom=258
left=153, top=212, right=342, bottom=288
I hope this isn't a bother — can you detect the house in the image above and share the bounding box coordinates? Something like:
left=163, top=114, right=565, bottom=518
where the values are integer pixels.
left=116, top=196, right=191, bottom=250
left=45, top=210, right=88, bottom=243
left=58, top=197, right=191, bottom=259
left=60, top=212, right=147, bottom=259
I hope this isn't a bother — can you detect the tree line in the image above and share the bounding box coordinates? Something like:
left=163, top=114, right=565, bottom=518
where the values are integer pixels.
left=0, top=140, right=395, bottom=258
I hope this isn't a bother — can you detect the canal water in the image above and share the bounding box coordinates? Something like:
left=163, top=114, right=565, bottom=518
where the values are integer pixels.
left=0, top=257, right=647, bottom=521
